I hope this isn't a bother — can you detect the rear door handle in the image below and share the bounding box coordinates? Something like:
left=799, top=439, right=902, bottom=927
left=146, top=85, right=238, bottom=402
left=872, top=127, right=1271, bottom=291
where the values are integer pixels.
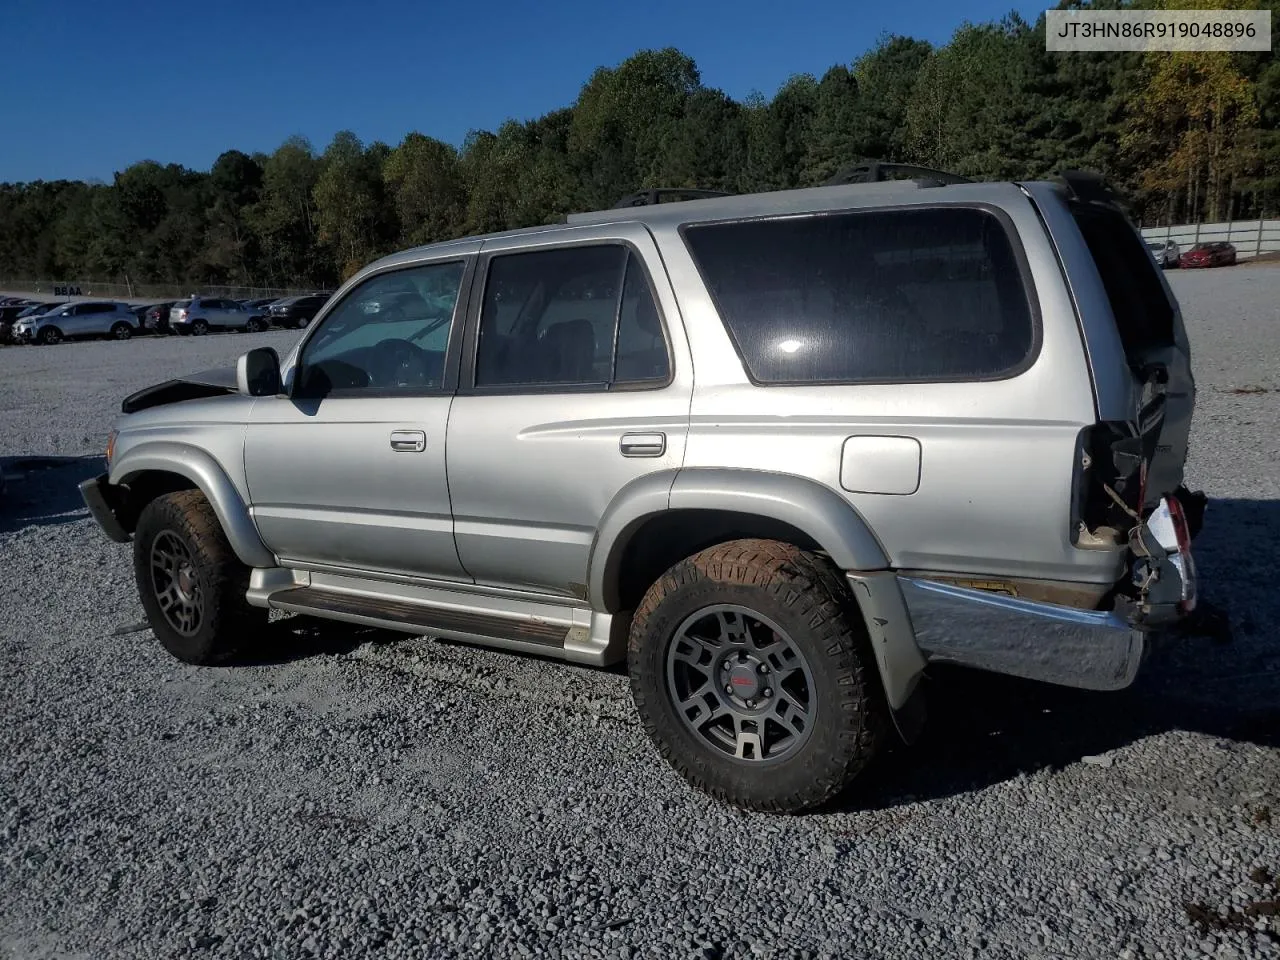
left=389, top=429, right=426, bottom=453
left=620, top=432, right=666, bottom=458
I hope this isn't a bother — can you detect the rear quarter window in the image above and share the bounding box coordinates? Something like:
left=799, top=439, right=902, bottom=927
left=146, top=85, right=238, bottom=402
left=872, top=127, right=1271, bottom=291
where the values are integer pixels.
left=681, top=206, right=1038, bottom=384
left=1070, top=204, right=1174, bottom=357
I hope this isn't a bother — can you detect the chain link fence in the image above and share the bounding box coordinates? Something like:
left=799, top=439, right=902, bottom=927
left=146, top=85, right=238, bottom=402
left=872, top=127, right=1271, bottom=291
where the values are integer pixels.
left=0, top=279, right=320, bottom=302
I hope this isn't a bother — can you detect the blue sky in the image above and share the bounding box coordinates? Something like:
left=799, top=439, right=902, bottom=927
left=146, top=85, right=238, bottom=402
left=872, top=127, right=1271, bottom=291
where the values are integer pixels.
left=0, top=0, right=1043, bottom=184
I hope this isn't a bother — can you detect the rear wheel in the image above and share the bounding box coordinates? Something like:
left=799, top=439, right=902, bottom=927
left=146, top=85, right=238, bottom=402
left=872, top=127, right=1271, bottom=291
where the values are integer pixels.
left=191, top=319, right=209, bottom=336
left=37, top=326, right=62, bottom=345
left=133, top=490, right=266, bottom=665
left=627, top=538, right=887, bottom=813
left=246, top=317, right=267, bottom=333
left=110, top=322, right=132, bottom=341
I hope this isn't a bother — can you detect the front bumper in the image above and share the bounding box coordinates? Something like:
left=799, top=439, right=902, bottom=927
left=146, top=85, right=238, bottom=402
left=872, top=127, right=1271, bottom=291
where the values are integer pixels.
left=78, top=472, right=131, bottom=543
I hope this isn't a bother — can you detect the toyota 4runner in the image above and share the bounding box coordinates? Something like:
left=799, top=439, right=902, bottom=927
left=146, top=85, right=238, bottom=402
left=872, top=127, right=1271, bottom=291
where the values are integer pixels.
left=81, top=167, right=1206, bottom=813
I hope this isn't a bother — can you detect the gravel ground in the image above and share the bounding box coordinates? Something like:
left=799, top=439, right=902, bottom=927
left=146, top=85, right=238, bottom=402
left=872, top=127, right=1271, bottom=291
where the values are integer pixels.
left=1, top=269, right=1278, bottom=960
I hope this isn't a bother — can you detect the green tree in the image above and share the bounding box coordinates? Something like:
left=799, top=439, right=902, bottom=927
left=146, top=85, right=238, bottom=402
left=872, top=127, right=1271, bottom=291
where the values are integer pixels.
left=250, top=136, right=323, bottom=285
left=314, top=131, right=387, bottom=279
left=1123, top=0, right=1262, bottom=221
left=383, top=133, right=466, bottom=245
left=568, top=48, right=701, bottom=208
left=850, top=36, right=934, bottom=162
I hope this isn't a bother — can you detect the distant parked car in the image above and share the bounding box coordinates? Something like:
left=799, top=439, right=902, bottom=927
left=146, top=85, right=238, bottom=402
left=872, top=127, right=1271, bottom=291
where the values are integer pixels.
left=1179, top=241, right=1236, bottom=268
left=0, top=304, right=32, bottom=343
left=268, top=293, right=331, bottom=329
left=169, top=297, right=269, bottom=335
left=239, top=297, right=279, bottom=311
left=10, top=301, right=140, bottom=344
left=143, top=301, right=178, bottom=334
left=9, top=302, right=61, bottom=340
left=1146, top=239, right=1180, bottom=268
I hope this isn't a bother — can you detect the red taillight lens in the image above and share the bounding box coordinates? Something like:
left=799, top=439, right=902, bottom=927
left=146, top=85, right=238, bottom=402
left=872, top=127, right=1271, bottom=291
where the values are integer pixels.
left=1164, top=496, right=1196, bottom=613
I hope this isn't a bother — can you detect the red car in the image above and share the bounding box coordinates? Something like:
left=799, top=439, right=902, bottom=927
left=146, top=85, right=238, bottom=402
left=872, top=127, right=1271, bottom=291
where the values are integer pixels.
left=1179, top=241, right=1237, bottom=268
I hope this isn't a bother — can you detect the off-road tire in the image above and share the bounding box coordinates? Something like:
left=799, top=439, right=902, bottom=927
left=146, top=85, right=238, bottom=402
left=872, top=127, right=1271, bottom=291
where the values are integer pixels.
left=37, top=326, right=62, bottom=345
left=628, top=538, right=887, bottom=814
left=133, top=490, right=265, bottom=665
left=110, top=322, right=132, bottom=340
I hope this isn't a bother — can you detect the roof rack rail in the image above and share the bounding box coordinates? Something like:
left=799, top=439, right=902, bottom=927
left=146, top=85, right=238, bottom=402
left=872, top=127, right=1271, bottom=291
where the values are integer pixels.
left=824, top=160, right=973, bottom=187
left=611, top=188, right=735, bottom=208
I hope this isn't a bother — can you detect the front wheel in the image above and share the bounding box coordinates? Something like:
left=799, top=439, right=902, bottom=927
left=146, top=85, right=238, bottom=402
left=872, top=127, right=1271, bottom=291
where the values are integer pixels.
left=132, top=490, right=266, bottom=665
left=191, top=319, right=209, bottom=336
left=627, top=539, right=887, bottom=813
left=37, top=326, right=62, bottom=345
left=246, top=317, right=266, bottom=333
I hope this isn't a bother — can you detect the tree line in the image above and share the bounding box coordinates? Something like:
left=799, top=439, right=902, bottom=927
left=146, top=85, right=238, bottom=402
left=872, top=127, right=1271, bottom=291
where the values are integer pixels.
left=2, top=0, right=1277, bottom=292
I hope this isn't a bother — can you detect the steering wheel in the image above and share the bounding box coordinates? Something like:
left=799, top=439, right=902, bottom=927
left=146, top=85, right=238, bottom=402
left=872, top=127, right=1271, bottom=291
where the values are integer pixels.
left=370, top=338, right=431, bottom=389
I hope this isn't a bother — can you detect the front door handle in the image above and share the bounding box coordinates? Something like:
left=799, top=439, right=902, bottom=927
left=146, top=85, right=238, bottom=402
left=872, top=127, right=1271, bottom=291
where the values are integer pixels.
left=620, top=432, right=666, bottom=458
left=389, top=429, right=426, bottom=453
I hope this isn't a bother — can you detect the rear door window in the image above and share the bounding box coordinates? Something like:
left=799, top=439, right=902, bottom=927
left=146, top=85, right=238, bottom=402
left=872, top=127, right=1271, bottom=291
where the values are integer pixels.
left=681, top=206, right=1037, bottom=384
left=473, top=244, right=670, bottom=390
left=1069, top=204, right=1175, bottom=357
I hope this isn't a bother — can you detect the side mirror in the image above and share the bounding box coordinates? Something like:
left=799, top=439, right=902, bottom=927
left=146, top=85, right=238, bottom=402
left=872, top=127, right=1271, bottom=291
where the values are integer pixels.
left=236, top=347, right=281, bottom=397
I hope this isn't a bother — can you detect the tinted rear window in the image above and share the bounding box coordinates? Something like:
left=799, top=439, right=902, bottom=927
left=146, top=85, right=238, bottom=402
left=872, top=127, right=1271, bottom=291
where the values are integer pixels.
left=1070, top=205, right=1174, bottom=355
left=682, top=206, right=1037, bottom=384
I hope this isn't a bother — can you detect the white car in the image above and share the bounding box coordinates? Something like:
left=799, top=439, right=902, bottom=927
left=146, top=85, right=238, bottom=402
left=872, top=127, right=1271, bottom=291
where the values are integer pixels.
left=1147, top=239, right=1180, bottom=268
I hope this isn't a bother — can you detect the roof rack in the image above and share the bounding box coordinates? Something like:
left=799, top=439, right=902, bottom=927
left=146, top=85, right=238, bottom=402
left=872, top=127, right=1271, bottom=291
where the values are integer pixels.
left=611, top=188, right=735, bottom=208
left=824, top=160, right=973, bottom=187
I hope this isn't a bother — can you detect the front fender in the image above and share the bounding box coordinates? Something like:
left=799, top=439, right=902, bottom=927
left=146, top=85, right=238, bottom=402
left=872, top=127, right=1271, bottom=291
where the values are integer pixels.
left=110, top=441, right=275, bottom=569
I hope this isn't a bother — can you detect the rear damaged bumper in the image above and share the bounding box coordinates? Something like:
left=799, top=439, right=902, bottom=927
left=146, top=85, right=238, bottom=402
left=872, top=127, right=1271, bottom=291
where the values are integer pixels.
left=79, top=472, right=131, bottom=543
left=899, top=577, right=1150, bottom=691
left=889, top=490, right=1205, bottom=693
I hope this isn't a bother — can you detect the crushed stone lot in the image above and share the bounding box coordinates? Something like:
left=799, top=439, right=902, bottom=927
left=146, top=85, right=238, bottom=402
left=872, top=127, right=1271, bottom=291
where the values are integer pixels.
left=2, top=269, right=1278, bottom=960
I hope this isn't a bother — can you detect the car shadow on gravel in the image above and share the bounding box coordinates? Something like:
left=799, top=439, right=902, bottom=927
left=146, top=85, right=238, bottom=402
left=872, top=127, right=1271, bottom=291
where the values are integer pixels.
left=234, top=616, right=407, bottom=666
left=841, top=496, right=1280, bottom=812
left=0, top=455, right=102, bottom=533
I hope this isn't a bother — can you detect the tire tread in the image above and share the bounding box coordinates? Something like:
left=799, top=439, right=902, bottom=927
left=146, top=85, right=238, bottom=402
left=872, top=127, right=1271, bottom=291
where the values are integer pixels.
left=133, top=490, right=263, bottom=665
left=627, top=538, right=886, bottom=813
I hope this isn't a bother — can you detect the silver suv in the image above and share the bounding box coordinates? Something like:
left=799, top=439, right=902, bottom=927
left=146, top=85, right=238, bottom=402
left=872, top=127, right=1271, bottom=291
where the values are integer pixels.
left=13, top=300, right=139, bottom=344
left=80, top=169, right=1206, bottom=813
left=170, top=297, right=269, bottom=335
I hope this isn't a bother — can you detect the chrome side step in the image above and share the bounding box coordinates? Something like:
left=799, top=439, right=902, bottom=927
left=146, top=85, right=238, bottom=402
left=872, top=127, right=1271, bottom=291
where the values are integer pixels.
left=251, top=568, right=629, bottom=666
